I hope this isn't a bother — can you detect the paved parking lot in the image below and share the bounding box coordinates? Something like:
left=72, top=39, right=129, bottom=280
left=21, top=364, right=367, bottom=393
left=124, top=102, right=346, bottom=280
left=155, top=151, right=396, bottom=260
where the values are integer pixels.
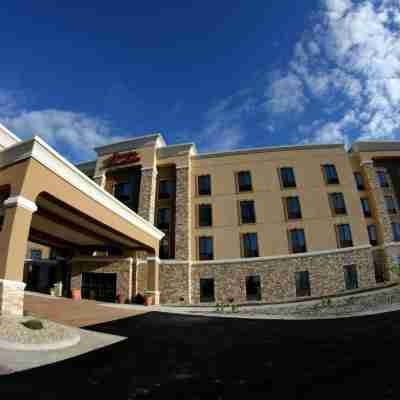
left=0, top=309, right=398, bottom=399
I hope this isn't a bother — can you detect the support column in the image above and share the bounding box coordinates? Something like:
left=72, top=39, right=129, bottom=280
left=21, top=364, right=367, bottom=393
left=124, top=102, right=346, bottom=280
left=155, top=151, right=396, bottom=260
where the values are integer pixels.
left=146, top=256, right=160, bottom=304
left=0, top=196, right=37, bottom=316
left=362, top=160, right=398, bottom=281
left=361, top=160, right=394, bottom=243
left=93, top=173, right=106, bottom=189
left=175, top=166, right=191, bottom=260
left=138, top=167, right=157, bottom=223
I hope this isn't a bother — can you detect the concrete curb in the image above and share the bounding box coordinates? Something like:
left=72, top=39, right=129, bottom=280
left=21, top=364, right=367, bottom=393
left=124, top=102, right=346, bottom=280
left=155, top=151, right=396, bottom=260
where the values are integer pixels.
left=0, top=333, right=80, bottom=351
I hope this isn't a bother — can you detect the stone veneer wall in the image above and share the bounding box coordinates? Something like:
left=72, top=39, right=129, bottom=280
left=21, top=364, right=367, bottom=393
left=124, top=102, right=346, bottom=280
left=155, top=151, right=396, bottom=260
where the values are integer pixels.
left=135, top=261, right=147, bottom=296
left=379, top=243, right=400, bottom=281
left=175, top=167, right=191, bottom=260
left=159, top=262, right=190, bottom=303
left=362, top=162, right=394, bottom=243
left=138, top=168, right=157, bottom=223
left=69, top=258, right=133, bottom=303
left=190, top=247, right=375, bottom=304
left=0, top=280, right=25, bottom=316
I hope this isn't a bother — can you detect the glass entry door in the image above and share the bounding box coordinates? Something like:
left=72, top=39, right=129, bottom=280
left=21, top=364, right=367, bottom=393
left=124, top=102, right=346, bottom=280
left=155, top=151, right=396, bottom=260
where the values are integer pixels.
left=81, top=272, right=117, bottom=302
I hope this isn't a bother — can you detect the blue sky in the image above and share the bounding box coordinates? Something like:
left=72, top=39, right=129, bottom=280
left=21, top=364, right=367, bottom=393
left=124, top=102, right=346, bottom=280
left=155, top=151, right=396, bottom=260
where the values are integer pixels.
left=1, top=0, right=400, bottom=162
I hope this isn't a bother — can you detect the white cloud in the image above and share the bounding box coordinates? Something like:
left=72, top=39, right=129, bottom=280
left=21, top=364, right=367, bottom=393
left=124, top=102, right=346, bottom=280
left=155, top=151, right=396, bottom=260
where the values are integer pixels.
left=199, top=92, right=256, bottom=151
left=276, top=0, right=400, bottom=145
left=264, top=72, right=307, bottom=114
left=0, top=92, right=124, bottom=161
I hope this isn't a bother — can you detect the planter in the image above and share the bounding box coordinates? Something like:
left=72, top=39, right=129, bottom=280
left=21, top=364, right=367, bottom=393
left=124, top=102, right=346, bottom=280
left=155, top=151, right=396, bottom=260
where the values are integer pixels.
left=116, top=294, right=125, bottom=304
left=71, top=288, right=81, bottom=300
left=144, top=295, right=153, bottom=306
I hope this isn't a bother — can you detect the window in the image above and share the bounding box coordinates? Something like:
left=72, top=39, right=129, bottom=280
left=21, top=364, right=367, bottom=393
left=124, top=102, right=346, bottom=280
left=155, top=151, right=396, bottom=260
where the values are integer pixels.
left=200, top=278, right=215, bottom=302
left=279, top=167, right=296, bottom=188
left=374, top=262, right=385, bottom=283
left=285, top=196, right=302, bottom=220
left=198, top=175, right=211, bottom=196
left=157, top=208, right=171, bottom=230
left=288, top=229, right=307, bottom=254
left=344, top=265, right=358, bottom=290
left=241, top=233, right=259, bottom=258
left=198, top=204, right=212, bottom=227
left=114, top=182, right=132, bottom=206
left=354, top=172, right=365, bottom=190
left=159, top=233, right=170, bottom=259
left=323, top=164, right=339, bottom=185
left=246, top=275, right=261, bottom=301
left=158, top=179, right=175, bottom=199
left=367, top=224, right=378, bottom=246
left=392, top=223, right=400, bottom=241
left=336, top=224, right=353, bottom=248
left=361, top=198, right=372, bottom=217
left=240, top=200, right=256, bottom=224
left=377, top=171, right=389, bottom=188
left=30, top=249, right=42, bottom=260
left=329, top=192, right=347, bottom=215
left=385, top=196, right=397, bottom=214
left=237, top=171, right=252, bottom=192
left=295, top=271, right=310, bottom=297
left=199, top=236, right=213, bottom=260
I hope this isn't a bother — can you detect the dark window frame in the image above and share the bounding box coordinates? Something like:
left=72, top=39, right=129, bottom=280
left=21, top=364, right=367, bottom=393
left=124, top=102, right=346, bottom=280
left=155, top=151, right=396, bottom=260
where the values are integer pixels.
left=240, top=200, right=256, bottom=224
left=158, top=179, right=175, bottom=200
left=329, top=192, right=347, bottom=215
left=392, top=223, right=400, bottom=242
left=198, top=204, right=213, bottom=227
left=361, top=198, right=372, bottom=217
left=237, top=171, right=253, bottom=192
left=157, top=207, right=171, bottom=230
left=295, top=271, right=311, bottom=297
left=197, top=174, right=211, bottom=196
left=343, top=265, right=358, bottom=290
left=200, top=278, right=215, bottom=303
left=385, top=196, right=397, bottom=214
left=288, top=228, right=307, bottom=254
left=354, top=172, right=365, bottom=190
left=113, top=181, right=133, bottom=207
left=323, top=164, right=340, bottom=185
left=30, top=249, right=43, bottom=260
left=279, top=167, right=297, bottom=189
left=377, top=170, right=389, bottom=188
left=198, top=236, right=214, bottom=260
left=159, top=230, right=171, bottom=259
left=336, top=224, right=353, bottom=248
left=241, top=232, right=259, bottom=258
left=285, top=196, right=302, bottom=220
left=245, top=275, right=262, bottom=301
left=367, top=224, right=378, bottom=246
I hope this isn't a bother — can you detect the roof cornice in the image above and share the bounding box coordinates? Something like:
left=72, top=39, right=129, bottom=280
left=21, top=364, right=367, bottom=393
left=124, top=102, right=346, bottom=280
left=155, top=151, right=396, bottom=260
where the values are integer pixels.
left=195, top=143, right=344, bottom=160
left=0, top=137, right=164, bottom=241
left=94, top=133, right=166, bottom=156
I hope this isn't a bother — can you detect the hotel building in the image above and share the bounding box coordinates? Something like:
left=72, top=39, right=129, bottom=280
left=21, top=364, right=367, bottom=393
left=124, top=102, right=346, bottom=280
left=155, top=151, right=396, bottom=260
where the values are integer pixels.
left=0, top=122, right=400, bottom=315
left=74, top=133, right=400, bottom=305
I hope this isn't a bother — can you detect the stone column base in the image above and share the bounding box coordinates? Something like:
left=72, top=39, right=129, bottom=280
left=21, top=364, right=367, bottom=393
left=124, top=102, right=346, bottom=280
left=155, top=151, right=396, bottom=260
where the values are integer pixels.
left=0, top=279, right=26, bottom=316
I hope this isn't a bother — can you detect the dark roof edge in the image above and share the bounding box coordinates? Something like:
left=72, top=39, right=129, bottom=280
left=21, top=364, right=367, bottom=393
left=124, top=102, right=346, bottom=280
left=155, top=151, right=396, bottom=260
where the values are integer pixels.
left=351, top=140, right=400, bottom=153
left=194, top=143, right=344, bottom=160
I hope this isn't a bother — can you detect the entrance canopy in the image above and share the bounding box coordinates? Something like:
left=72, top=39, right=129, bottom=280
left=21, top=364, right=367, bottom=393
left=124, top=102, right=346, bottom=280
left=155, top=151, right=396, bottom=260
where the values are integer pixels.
left=0, top=136, right=164, bottom=315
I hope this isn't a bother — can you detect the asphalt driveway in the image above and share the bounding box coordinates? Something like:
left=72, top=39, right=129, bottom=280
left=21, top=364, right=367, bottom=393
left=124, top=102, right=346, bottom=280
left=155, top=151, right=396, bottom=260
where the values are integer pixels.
left=0, top=311, right=398, bottom=399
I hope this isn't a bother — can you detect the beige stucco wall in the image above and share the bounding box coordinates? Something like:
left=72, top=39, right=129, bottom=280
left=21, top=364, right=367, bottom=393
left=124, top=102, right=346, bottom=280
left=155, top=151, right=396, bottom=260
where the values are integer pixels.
left=26, top=242, right=51, bottom=259
left=190, top=147, right=370, bottom=260
left=94, top=145, right=157, bottom=179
